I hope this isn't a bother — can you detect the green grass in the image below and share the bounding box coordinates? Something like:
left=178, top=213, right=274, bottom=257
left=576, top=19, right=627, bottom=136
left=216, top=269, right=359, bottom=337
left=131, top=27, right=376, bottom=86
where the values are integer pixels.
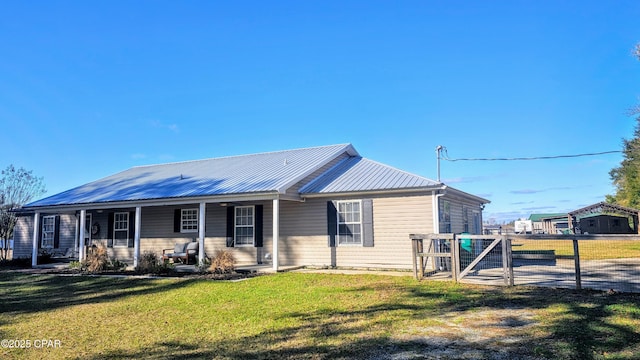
left=513, top=239, right=640, bottom=260
left=1, top=271, right=640, bottom=359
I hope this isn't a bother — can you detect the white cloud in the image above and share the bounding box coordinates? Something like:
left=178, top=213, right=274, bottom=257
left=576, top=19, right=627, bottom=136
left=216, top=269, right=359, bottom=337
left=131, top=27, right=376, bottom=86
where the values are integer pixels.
left=150, top=120, right=180, bottom=133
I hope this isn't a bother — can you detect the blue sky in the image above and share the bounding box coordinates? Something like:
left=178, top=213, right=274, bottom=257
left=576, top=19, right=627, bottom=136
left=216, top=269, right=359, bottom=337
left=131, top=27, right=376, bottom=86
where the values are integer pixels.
left=1, top=1, right=638, bottom=223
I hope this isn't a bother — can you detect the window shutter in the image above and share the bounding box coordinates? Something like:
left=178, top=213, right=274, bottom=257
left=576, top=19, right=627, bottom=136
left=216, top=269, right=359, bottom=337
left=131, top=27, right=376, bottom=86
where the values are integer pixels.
left=53, top=215, right=61, bottom=248
left=128, top=212, right=135, bottom=248
left=174, top=209, right=181, bottom=233
left=327, top=201, right=337, bottom=247
left=362, top=199, right=374, bottom=247
left=226, top=206, right=235, bottom=247
left=107, top=212, right=114, bottom=248
left=255, top=205, right=263, bottom=247
left=37, top=214, right=42, bottom=249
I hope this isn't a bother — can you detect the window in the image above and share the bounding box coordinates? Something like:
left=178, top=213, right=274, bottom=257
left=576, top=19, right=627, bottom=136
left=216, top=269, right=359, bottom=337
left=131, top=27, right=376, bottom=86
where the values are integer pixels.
left=235, top=206, right=254, bottom=246
left=41, top=216, right=56, bottom=248
left=85, top=213, right=92, bottom=245
left=113, top=212, right=129, bottom=247
left=472, top=211, right=481, bottom=234
left=181, top=209, right=199, bottom=233
left=440, top=200, right=451, bottom=233
left=463, top=206, right=469, bottom=233
left=337, top=201, right=362, bottom=245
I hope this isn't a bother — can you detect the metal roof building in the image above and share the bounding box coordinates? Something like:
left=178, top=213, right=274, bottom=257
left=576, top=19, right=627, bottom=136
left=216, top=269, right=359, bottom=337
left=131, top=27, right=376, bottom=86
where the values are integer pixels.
left=16, top=143, right=489, bottom=271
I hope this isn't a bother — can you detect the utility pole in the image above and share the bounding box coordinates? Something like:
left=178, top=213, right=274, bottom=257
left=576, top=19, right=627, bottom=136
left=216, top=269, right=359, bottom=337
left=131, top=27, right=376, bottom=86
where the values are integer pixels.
left=436, top=145, right=443, bottom=182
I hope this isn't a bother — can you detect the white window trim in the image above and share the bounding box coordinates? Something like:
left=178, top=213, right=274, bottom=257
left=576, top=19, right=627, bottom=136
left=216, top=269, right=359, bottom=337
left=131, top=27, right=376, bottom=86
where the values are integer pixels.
left=41, top=215, right=56, bottom=249
left=234, top=206, right=255, bottom=247
left=336, top=200, right=363, bottom=246
left=181, top=208, right=199, bottom=233
left=113, top=212, right=129, bottom=248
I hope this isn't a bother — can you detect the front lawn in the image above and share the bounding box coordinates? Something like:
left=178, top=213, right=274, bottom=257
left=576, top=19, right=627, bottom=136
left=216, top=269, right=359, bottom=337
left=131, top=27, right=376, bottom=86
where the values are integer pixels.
left=1, top=271, right=640, bottom=359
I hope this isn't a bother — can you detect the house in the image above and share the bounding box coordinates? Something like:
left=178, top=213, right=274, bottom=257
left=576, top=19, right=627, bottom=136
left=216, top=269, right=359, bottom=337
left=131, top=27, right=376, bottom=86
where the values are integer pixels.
left=528, top=213, right=569, bottom=234
left=13, top=144, right=489, bottom=270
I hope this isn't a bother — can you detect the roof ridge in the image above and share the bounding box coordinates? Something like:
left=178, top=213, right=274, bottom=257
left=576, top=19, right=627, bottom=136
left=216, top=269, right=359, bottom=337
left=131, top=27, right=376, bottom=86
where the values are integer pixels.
left=131, top=143, right=354, bottom=169
left=360, top=157, right=439, bottom=183
left=298, top=155, right=358, bottom=193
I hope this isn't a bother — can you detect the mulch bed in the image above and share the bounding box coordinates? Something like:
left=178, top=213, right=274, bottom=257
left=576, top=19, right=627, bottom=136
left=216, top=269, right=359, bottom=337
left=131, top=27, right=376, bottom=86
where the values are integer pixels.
left=0, top=265, right=263, bottom=281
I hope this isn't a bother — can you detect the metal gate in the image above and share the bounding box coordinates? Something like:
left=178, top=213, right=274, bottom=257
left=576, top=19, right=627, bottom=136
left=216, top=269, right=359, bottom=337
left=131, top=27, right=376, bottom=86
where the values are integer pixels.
left=411, top=233, right=640, bottom=292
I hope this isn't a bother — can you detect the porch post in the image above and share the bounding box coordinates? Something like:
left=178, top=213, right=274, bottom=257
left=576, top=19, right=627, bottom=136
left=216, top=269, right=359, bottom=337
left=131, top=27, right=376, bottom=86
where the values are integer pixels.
left=198, top=202, right=206, bottom=265
left=79, top=209, right=86, bottom=261
left=272, top=198, right=279, bottom=271
left=31, top=212, right=40, bottom=267
left=74, top=215, right=80, bottom=256
left=133, top=206, right=141, bottom=268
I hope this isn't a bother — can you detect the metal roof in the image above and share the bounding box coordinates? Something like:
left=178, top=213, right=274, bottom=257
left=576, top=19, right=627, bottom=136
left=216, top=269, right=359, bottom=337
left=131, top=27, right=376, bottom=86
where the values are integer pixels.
left=299, top=156, right=441, bottom=194
left=25, top=144, right=358, bottom=208
left=569, top=201, right=640, bottom=217
left=23, top=143, right=489, bottom=210
left=528, top=213, right=567, bottom=222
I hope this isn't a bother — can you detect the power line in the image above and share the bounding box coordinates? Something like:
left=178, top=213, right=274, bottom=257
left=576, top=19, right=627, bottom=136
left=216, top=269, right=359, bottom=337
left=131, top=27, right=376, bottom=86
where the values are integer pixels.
left=440, top=148, right=622, bottom=162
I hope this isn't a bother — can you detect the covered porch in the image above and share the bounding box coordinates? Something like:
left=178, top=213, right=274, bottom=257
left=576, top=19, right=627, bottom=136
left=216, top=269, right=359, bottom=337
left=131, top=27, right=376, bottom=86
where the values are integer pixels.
left=27, top=194, right=296, bottom=271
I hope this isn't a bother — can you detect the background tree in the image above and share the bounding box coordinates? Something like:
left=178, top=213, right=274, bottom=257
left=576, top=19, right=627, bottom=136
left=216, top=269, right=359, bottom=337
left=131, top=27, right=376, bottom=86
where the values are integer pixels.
left=607, top=43, right=640, bottom=208
left=0, top=165, right=46, bottom=260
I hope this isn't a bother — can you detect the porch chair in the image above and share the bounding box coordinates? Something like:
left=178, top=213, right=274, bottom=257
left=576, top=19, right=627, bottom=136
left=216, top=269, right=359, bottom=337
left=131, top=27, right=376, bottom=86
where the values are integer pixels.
left=162, top=241, right=199, bottom=265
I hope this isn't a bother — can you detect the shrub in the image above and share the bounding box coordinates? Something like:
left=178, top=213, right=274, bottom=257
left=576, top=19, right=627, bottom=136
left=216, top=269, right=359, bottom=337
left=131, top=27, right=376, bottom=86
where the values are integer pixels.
left=74, top=246, right=128, bottom=273
left=38, top=249, right=53, bottom=264
left=84, top=244, right=109, bottom=273
left=136, top=251, right=174, bottom=274
left=194, top=257, right=211, bottom=273
left=136, top=251, right=159, bottom=273
left=209, top=250, right=235, bottom=274
left=108, top=258, right=128, bottom=271
left=0, top=257, right=31, bottom=268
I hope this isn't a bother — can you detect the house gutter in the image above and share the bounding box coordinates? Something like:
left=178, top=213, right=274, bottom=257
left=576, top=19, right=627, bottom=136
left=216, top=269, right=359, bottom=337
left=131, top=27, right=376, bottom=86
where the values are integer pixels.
left=300, top=187, right=440, bottom=199
left=432, top=186, right=448, bottom=233
left=16, top=192, right=293, bottom=214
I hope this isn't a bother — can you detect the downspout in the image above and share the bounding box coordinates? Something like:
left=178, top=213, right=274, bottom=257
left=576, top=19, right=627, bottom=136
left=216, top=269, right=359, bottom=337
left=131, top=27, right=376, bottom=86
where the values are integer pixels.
left=432, top=187, right=447, bottom=234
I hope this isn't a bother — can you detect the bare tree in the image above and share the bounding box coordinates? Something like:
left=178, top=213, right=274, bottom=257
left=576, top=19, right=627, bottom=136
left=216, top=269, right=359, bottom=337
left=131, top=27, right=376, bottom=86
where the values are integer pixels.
left=0, top=165, right=46, bottom=260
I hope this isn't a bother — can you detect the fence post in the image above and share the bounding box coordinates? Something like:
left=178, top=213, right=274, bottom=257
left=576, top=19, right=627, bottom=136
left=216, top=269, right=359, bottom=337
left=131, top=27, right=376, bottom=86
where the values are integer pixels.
left=452, top=235, right=459, bottom=282
left=506, top=237, right=514, bottom=286
left=573, top=238, right=582, bottom=290
left=501, top=235, right=509, bottom=286
left=411, top=238, right=418, bottom=280
left=418, top=239, right=424, bottom=279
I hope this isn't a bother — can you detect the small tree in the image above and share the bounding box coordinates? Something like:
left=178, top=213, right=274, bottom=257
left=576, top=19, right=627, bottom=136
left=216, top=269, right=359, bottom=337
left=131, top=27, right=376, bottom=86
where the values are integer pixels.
left=0, top=165, right=46, bottom=260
